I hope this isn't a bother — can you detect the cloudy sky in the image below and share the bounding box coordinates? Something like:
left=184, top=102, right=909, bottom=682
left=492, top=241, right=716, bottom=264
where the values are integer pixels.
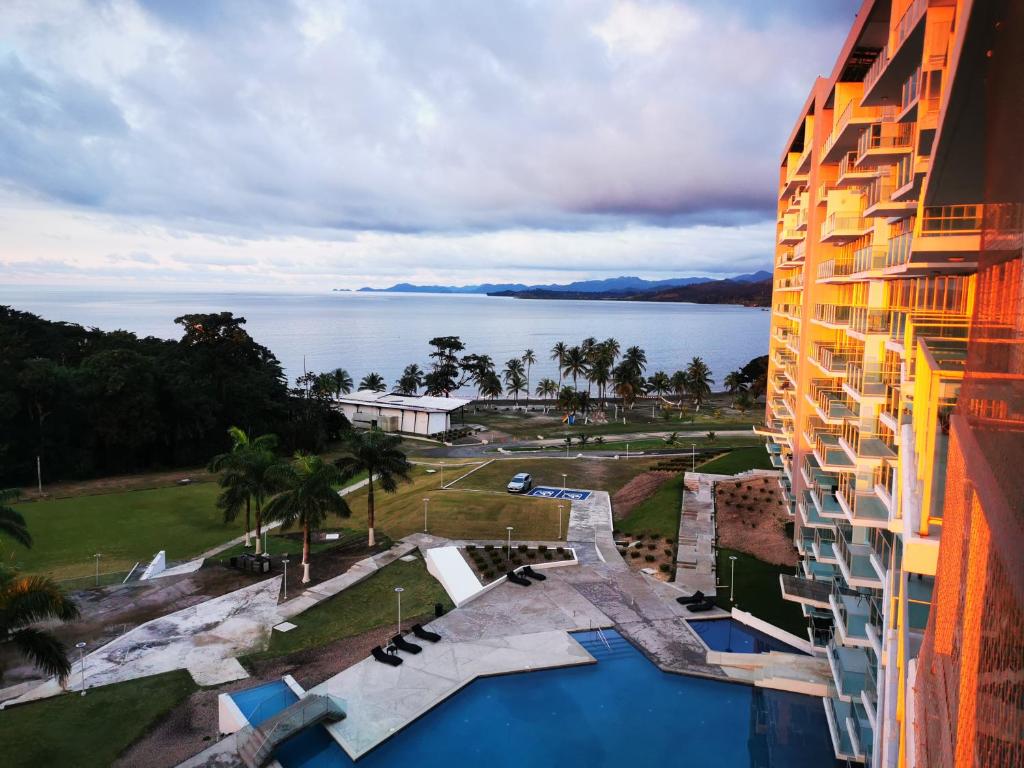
left=1, top=0, right=857, bottom=291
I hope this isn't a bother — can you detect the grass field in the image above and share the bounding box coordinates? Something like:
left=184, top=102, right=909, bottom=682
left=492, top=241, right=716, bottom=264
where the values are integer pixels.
left=0, top=670, right=196, bottom=768
left=696, top=446, right=773, bottom=475
left=450, top=456, right=657, bottom=496
left=614, top=474, right=685, bottom=541
left=254, top=557, right=452, bottom=659
left=10, top=483, right=234, bottom=580
left=715, top=546, right=805, bottom=636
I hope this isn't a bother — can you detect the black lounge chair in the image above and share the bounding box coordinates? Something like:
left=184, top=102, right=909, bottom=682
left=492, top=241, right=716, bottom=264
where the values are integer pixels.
left=412, top=624, right=441, bottom=642
left=521, top=566, right=547, bottom=581
left=371, top=645, right=402, bottom=666
left=505, top=570, right=532, bottom=586
left=686, top=599, right=717, bottom=613
left=392, top=634, right=423, bottom=654
left=676, top=590, right=705, bottom=606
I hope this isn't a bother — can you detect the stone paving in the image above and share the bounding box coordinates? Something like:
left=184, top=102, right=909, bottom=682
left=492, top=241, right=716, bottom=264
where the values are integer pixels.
left=673, top=472, right=727, bottom=597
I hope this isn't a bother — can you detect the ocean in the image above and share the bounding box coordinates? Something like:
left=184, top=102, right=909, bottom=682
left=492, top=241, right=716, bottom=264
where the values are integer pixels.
left=2, top=287, right=770, bottom=390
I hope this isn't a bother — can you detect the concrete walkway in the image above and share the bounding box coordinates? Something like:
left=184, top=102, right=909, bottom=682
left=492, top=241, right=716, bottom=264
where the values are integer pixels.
left=673, top=472, right=727, bottom=597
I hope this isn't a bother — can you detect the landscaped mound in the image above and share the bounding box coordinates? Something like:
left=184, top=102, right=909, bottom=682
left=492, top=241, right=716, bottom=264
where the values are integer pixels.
left=714, top=475, right=796, bottom=567
left=611, top=471, right=675, bottom=520
left=461, top=544, right=573, bottom=583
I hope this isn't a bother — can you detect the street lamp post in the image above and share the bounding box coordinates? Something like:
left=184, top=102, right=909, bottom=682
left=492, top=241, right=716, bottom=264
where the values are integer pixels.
left=395, top=586, right=404, bottom=636
left=557, top=504, right=563, bottom=540
left=626, top=442, right=630, bottom=459
left=423, top=498, right=430, bottom=533
left=691, top=444, right=696, bottom=473
left=729, top=555, right=738, bottom=603
left=506, top=526, right=514, bottom=563
left=75, top=641, right=87, bottom=696
left=93, top=553, right=102, bottom=586
left=561, top=473, right=567, bottom=492
left=281, top=558, right=290, bottom=600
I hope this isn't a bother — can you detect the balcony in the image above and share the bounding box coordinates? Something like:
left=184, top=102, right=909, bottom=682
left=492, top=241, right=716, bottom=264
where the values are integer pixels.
left=837, top=475, right=891, bottom=528
left=820, top=213, right=872, bottom=243
left=829, top=586, right=876, bottom=649
left=844, top=361, right=887, bottom=400
left=906, top=204, right=984, bottom=270
left=864, top=174, right=916, bottom=218
left=780, top=573, right=833, bottom=610
left=817, top=254, right=855, bottom=283
left=824, top=695, right=870, bottom=763
left=811, top=303, right=853, bottom=328
left=826, top=640, right=870, bottom=701
left=839, top=419, right=897, bottom=463
left=812, top=527, right=838, bottom=564
left=808, top=380, right=855, bottom=424
left=837, top=151, right=878, bottom=188
left=779, top=228, right=805, bottom=245
left=814, top=430, right=855, bottom=471
left=835, top=526, right=884, bottom=589
left=849, top=307, right=891, bottom=338
left=855, top=123, right=914, bottom=168
left=822, top=102, right=896, bottom=163
left=862, top=0, right=928, bottom=107
left=811, top=343, right=859, bottom=376
left=851, top=243, right=888, bottom=275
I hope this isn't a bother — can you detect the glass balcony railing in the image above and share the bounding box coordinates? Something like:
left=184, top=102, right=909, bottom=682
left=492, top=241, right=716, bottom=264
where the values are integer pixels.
left=850, top=307, right=891, bottom=336
left=812, top=343, right=860, bottom=374
left=820, top=213, right=871, bottom=242
left=817, top=254, right=855, bottom=281
left=827, top=639, right=870, bottom=700
left=835, top=525, right=883, bottom=586
left=852, top=244, right=888, bottom=274
left=838, top=473, right=891, bottom=526
left=919, top=204, right=983, bottom=235
left=831, top=583, right=876, bottom=646
left=815, top=430, right=855, bottom=470
left=813, top=304, right=853, bottom=326
left=856, top=123, right=914, bottom=165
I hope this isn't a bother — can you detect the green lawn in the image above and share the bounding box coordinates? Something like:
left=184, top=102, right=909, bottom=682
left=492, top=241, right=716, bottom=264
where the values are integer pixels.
left=254, top=557, right=452, bottom=659
left=466, top=407, right=757, bottom=440
left=715, top=547, right=805, bottom=636
left=0, top=671, right=196, bottom=768
left=452, top=456, right=655, bottom=496
left=697, top=446, right=773, bottom=475
left=10, top=484, right=234, bottom=580
left=614, top=474, right=684, bottom=540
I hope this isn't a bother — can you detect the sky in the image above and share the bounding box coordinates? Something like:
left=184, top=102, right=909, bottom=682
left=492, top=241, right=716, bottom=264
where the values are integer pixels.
left=0, top=0, right=858, bottom=291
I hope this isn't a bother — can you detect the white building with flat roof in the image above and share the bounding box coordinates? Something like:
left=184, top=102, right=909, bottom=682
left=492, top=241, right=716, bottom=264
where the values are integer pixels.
left=335, top=391, right=470, bottom=437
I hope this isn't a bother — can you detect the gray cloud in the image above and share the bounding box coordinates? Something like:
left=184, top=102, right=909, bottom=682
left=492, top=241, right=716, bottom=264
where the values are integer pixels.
left=0, top=0, right=855, bottom=241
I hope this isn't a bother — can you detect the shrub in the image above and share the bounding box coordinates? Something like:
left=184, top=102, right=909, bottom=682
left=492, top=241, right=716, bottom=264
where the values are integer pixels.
left=647, top=543, right=657, bottom=551
left=538, top=544, right=548, bottom=553
left=467, top=544, right=477, bottom=551
left=544, top=552, right=553, bottom=560
left=510, top=557, right=522, bottom=566
left=664, top=548, right=673, bottom=557
left=482, top=569, right=494, bottom=580
left=484, top=544, right=494, bottom=551
left=501, top=545, right=509, bottom=553
left=645, top=554, right=656, bottom=563
left=665, top=537, right=674, bottom=544
left=556, top=547, right=565, bottom=554
left=650, top=533, right=661, bottom=541
left=527, top=550, right=537, bottom=559
left=518, top=544, right=528, bottom=553
left=659, top=563, right=671, bottom=573
left=634, top=532, right=645, bottom=540
left=630, top=550, right=641, bottom=559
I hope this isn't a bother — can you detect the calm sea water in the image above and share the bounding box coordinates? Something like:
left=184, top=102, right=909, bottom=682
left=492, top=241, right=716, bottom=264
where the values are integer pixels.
left=2, top=287, right=770, bottom=390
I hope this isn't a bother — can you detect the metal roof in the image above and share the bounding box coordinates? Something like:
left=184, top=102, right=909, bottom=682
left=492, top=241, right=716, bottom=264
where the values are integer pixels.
left=336, top=390, right=471, bottom=413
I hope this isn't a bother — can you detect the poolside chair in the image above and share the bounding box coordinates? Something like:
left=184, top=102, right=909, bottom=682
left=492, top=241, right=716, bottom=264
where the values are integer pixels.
left=686, top=599, right=717, bottom=613
left=412, top=624, right=442, bottom=642
left=371, top=645, right=403, bottom=666
left=675, top=590, right=705, bottom=606
left=392, top=634, right=423, bottom=654
left=521, top=565, right=547, bottom=581
left=505, top=570, right=532, bottom=586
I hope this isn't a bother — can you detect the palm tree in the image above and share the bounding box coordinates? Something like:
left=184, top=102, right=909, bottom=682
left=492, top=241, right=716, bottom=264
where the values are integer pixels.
left=334, top=429, right=412, bottom=547
left=330, top=368, right=353, bottom=399
left=723, top=370, right=747, bottom=395
left=535, top=377, right=557, bottom=412
left=602, top=337, right=620, bottom=365
left=670, top=369, right=690, bottom=412
left=395, top=364, right=424, bottom=395
left=265, top=453, right=351, bottom=584
left=734, top=390, right=754, bottom=413
left=359, top=372, right=387, bottom=392
left=506, top=370, right=527, bottom=404
left=561, top=346, right=589, bottom=391
left=622, top=346, right=647, bottom=377
left=0, top=490, right=79, bottom=682
left=521, top=349, right=536, bottom=405
left=480, top=371, right=503, bottom=400
left=550, top=341, right=568, bottom=389
left=556, top=386, right=579, bottom=419
left=685, top=357, right=713, bottom=409
left=208, top=427, right=279, bottom=551
left=0, top=489, right=31, bottom=547
left=648, top=371, right=671, bottom=397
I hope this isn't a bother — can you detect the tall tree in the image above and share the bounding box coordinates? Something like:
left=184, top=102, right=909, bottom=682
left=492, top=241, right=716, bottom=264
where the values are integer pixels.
left=208, top=427, right=280, bottom=552
left=521, top=349, right=536, bottom=404
left=535, top=378, right=558, bottom=400
left=503, top=358, right=526, bottom=403
left=359, top=372, right=387, bottom=392
left=723, top=371, right=747, bottom=394
left=265, top=453, right=351, bottom=584
left=334, top=429, right=412, bottom=547
left=648, top=371, right=671, bottom=397
left=550, top=341, right=567, bottom=389
left=479, top=371, right=503, bottom=400
left=329, top=368, right=353, bottom=399
left=425, top=336, right=467, bottom=396
left=561, top=346, right=589, bottom=391
left=0, top=489, right=32, bottom=548
left=395, top=364, right=424, bottom=395
left=685, top=357, right=713, bottom=408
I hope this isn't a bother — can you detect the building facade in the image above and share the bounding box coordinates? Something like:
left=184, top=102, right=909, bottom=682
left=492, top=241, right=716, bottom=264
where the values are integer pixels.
left=760, top=1, right=1023, bottom=766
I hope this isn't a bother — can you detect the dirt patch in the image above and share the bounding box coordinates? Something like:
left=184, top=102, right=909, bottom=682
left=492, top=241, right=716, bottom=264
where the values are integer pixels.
left=114, top=617, right=435, bottom=768
left=460, top=544, right=573, bottom=584
left=611, top=471, right=675, bottom=520
left=714, top=476, right=796, bottom=567
left=614, top=532, right=676, bottom=581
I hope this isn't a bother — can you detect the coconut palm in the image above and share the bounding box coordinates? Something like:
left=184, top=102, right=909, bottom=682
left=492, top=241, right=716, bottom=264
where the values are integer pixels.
left=521, top=349, right=536, bottom=404
left=479, top=371, right=503, bottom=400
left=329, top=368, right=353, bottom=399
left=561, top=346, right=589, bottom=391
left=588, top=358, right=611, bottom=404
left=685, top=357, right=713, bottom=408
left=621, top=346, right=647, bottom=377
left=535, top=377, right=557, bottom=400
left=265, top=453, right=351, bottom=584
left=334, top=429, right=412, bottom=547
left=601, top=338, right=621, bottom=365
left=395, top=364, right=424, bottom=395
left=550, top=341, right=568, bottom=389
left=556, top=386, right=579, bottom=418
left=723, top=370, right=747, bottom=395
left=670, top=370, right=690, bottom=408
left=208, top=427, right=279, bottom=550
left=648, top=371, right=671, bottom=397
left=0, top=490, right=79, bottom=682
left=505, top=369, right=527, bottom=404
left=0, top=489, right=31, bottom=548
left=359, top=372, right=387, bottom=392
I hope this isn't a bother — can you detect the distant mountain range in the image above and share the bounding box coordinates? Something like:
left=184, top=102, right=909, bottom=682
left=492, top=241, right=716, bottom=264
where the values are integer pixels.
left=346, top=271, right=772, bottom=295
left=489, top=275, right=773, bottom=307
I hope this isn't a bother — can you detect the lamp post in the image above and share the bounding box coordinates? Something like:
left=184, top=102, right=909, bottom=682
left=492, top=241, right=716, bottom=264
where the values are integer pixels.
left=691, top=444, right=696, bottom=473
left=75, top=641, right=87, bottom=696
left=93, top=553, right=102, bottom=586
left=626, top=442, right=630, bottom=459
left=395, top=586, right=404, bottom=635
left=281, top=558, right=290, bottom=601
left=264, top=529, right=269, bottom=556
left=506, top=526, right=514, bottom=563
left=561, top=473, right=567, bottom=492
left=729, top=555, right=738, bottom=603
left=423, top=498, right=430, bottom=533
left=557, top=504, right=563, bottom=540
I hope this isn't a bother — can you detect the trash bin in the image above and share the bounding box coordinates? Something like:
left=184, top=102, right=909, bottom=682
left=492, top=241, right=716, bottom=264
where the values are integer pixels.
left=434, top=602, right=447, bottom=618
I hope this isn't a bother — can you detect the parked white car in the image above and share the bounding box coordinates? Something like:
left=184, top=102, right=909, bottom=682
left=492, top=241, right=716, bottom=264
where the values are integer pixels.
left=506, top=472, right=533, bottom=493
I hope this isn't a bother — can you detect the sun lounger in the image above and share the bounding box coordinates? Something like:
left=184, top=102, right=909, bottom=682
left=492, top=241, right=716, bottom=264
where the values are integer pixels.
left=412, top=624, right=441, bottom=642
left=676, top=590, right=705, bottom=605
left=505, top=570, right=532, bottom=586
left=686, top=599, right=716, bottom=613
left=521, top=565, right=547, bottom=581
left=371, top=645, right=402, bottom=666
left=392, top=634, right=423, bottom=654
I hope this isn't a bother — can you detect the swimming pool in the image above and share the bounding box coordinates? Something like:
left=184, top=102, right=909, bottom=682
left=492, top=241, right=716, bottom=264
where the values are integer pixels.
left=248, top=629, right=837, bottom=767
left=687, top=618, right=808, bottom=655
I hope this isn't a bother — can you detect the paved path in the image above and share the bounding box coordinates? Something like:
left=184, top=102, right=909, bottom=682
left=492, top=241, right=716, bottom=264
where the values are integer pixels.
left=673, top=472, right=727, bottom=597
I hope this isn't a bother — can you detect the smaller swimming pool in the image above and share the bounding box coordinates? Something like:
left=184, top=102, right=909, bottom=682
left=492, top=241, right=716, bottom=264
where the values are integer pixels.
left=230, top=680, right=298, bottom=725
left=688, top=619, right=806, bottom=655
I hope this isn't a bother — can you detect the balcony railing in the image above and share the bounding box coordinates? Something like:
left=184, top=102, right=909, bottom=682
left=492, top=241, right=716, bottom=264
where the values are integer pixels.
left=895, top=0, right=927, bottom=50
left=886, top=230, right=914, bottom=268
left=813, top=343, right=860, bottom=374
left=850, top=307, right=891, bottom=336
left=821, top=213, right=870, bottom=242
left=838, top=473, right=890, bottom=525
left=856, top=123, right=914, bottom=165
left=900, top=67, right=921, bottom=113
left=919, top=204, right=983, bottom=235
left=852, top=244, right=888, bottom=274
left=827, top=640, right=871, bottom=700
left=813, top=304, right=853, bottom=326
left=838, top=151, right=877, bottom=184
left=862, top=45, right=889, bottom=95
left=817, top=255, right=855, bottom=281
left=840, top=418, right=897, bottom=461
left=836, top=524, right=883, bottom=586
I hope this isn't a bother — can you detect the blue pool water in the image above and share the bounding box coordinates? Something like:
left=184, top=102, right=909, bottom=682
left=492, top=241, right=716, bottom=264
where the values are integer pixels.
left=688, top=619, right=808, bottom=655
left=230, top=680, right=297, bottom=723
left=239, top=629, right=837, bottom=767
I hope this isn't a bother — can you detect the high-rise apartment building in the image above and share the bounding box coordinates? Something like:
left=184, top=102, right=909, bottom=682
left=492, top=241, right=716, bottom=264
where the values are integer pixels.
left=760, top=1, right=1023, bottom=766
